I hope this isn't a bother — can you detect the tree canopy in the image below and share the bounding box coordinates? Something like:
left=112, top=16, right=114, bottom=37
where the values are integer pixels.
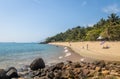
left=45, top=13, right=120, bottom=43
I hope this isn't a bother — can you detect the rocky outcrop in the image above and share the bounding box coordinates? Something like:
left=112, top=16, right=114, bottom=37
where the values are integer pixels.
left=6, top=67, right=18, bottom=78
left=17, top=60, right=120, bottom=79
left=1, top=58, right=120, bottom=79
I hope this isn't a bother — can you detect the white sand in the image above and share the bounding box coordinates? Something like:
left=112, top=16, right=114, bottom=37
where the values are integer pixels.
left=50, top=41, right=120, bottom=61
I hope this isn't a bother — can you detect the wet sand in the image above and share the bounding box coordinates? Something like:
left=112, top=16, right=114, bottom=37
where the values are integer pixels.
left=52, top=45, right=95, bottom=63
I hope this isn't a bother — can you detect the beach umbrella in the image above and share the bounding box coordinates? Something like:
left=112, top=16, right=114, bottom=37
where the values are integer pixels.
left=97, top=36, right=106, bottom=45
left=97, top=36, right=103, bottom=40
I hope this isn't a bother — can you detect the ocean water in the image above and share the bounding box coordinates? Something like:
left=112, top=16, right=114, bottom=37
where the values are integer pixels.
left=0, top=43, right=65, bottom=69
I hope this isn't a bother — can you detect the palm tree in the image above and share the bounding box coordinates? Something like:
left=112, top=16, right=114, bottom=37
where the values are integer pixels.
left=108, top=13, right=119, bottom=26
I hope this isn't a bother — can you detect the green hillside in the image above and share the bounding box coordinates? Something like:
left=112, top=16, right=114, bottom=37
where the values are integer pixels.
left=45, top=13, right=120, bottom=43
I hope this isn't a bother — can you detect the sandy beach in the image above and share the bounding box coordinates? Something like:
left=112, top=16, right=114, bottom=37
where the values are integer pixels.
left=49, top=41, right=120, bottom=61
left=57, top=46, right=94, bottom=63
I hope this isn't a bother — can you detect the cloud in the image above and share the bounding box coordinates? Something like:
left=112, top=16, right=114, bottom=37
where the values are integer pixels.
left=81, top=1, right=87, bottom=7
left=103, top=4, right=120, bottom=14
left=88, top=24, right=94, bottom=27
left=83, top=23, right=94, bottom=27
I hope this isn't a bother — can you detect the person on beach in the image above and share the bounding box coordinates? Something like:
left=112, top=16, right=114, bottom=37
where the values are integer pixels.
left=86, top=44, right=88, bottom=50
left=69, top=41, right=71, bottom=46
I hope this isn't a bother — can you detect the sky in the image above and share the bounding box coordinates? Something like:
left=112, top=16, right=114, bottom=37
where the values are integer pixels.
left=0, top=0, right=120, bottom=42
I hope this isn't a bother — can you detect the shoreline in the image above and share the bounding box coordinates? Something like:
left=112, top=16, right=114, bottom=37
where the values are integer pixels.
left=49, top=41, right=120, bottom=62
left=52, top=44, right=95, bottom=63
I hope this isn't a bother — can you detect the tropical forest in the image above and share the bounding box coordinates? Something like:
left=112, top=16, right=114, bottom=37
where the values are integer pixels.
left=45, top=13, right=120, bottom=43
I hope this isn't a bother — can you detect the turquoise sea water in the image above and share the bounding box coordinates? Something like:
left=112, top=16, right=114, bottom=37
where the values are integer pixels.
left=0, top=43, right=65, bottom=68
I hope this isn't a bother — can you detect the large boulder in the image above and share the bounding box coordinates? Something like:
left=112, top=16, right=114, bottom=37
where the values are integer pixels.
left=0, top=69, right=9, bottom=79
left=30, top=58, right=45, bottom=70
left=5, top=67, right=18, bottom=78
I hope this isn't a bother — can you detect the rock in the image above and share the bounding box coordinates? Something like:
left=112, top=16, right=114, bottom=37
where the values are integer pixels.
left=73, top=68, right=81, bottom=75
left=30, top=58, right=45, bottom=70
left=102, top=70, right=110, bottom=75
left=105, top=75, right=117, bottom=79
left=66, top=60, right=72, bottom=64
left=34, top=70, right=41, bottom=76
left=55, top=62, right=64, bottom=70
left=18, top=65, right=29, bottom=72
left=88, top=70, right=96, bottom=77
left=82, top=69, right=90, bottom=76
left=54, top=70, right=62, bottom=79
left=48, top=62, right=64, bottom=72
left=89, top=64, right=96, bottom=70
left=47, top=71, right=55, bottom=79
left=61, top=70, right=69, bottom=79
left=28, top=70, right=41, bottom=78
left=17, top=78, right=25, bottom=79
left=95, top=72, right=102, bottom=77
left=110, top=70, right=119, bottom=76
left=93, top=60, right=106, bottom=67
left=48, top=65, right=56, bottom=72
left=0, top=69, right=9, bottom=79
left=73, top=62, right=81, bottom=68
left=63, top=64, right=72, bottom=70
left=34, top=76, right=40, bottom=79
left=92, top=76, right=99, bottom=79
left=68, top=70, right=75, bottom=78
left=40, top=69, right=46, bottom=77
left=99, top=60, right=106, bottom=67
left=3, top=60, right=120, bottom=79
left=6, top=67, right=18, bottom=78
left=95, top=67, right=101, bottom=72
left=18, top=71, right=29, bottom=78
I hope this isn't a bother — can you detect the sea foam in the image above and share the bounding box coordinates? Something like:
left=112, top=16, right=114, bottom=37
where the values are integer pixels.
left=64, top=52, right=71, bottom=57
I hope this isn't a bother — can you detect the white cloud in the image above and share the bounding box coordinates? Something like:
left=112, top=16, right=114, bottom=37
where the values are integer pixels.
left=83, top=23, right=94, bottom=27
left=103, top=4, right=120, bottom=14
left=81, top=1, right=87, bottom=7
left=88, top=24, right=94, bottom=27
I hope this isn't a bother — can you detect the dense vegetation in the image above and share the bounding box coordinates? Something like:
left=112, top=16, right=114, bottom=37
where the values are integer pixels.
left=45, top=13, right=120, bottom=43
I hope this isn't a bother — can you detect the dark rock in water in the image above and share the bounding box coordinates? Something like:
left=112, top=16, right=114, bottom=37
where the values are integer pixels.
left=0, top=69, right=9, bottom=79
left=30, top=58, right=45, bottom=70
left=6, top=67, right=18, bottom=78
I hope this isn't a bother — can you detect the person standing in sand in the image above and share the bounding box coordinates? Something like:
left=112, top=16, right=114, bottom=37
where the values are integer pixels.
left=86, top=44, right=88, bottom=50
left=69, top=41, right=71, bottom=46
